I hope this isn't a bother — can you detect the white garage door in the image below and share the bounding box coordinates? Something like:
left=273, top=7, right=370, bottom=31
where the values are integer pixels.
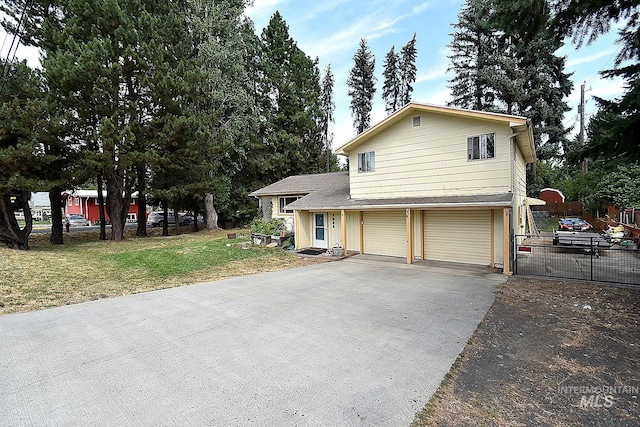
left=424, top=210, right=491, bottom=265
left=363, top=211, right=406, bottom=257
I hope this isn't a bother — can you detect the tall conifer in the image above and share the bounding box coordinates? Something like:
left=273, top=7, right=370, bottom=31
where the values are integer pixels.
left=347, top=38, right=376, bottom=134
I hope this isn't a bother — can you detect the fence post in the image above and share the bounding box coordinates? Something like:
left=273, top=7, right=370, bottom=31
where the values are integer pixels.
left=513, top=234, right=517, bottom=275
left=590, top=236, right=594, bottom=281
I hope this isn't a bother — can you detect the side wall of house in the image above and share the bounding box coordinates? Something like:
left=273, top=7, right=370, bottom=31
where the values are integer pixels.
left=293, top=210, right=362, bottom=252
left=261, top=196, right=295, bottom=231
left=348, top=114, right=513, bottom=199
left=511, top=139, right=528, bottom=236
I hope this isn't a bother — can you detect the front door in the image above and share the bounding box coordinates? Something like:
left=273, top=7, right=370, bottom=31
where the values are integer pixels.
left=313, top=213, right=328, bottom=248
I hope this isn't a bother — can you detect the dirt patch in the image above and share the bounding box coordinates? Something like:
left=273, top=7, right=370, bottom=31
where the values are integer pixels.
left=414, top=277, right=640, bottom=426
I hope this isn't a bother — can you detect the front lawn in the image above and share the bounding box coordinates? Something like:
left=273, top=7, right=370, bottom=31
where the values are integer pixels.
left=0, top=228, right=319, bottom=315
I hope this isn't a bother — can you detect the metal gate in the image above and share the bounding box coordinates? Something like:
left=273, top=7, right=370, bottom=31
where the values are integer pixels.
left=514, top=235, right=640, bottom=286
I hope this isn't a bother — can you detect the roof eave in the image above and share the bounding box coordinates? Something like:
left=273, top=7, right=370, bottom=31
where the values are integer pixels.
left=292, top=200, right=514, bottom=211
left=336, top=102, right=533, bottom=156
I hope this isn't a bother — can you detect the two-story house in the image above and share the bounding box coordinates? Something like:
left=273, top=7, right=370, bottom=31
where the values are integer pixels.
left=250, top=103, right=537, bottom=273
left=64, top=190, right=142, bottom=224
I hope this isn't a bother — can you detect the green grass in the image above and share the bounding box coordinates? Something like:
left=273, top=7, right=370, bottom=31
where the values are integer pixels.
left=0, top=228, right=319, bottom=315
left=109, top=238, right=258, bottom=277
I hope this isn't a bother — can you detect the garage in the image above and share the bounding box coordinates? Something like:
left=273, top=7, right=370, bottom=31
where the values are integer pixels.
left=363, top=211, right=406, bottom=257
left=424, top=210, right=492, bottom=265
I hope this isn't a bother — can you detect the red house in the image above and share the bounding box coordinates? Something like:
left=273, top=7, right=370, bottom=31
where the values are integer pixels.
left=539, top=188, right=565, bottom=205
left=64, top=190, right=143, bottom=225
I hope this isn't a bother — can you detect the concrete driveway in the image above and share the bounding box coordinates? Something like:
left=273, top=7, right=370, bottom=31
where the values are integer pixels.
left=0, top=256, right=502, bottom=426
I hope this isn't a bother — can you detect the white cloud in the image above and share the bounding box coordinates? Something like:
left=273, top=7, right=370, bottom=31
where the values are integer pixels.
left=566, top=48, right=618, bottom=69
left=302, top=12, right=401, bottom=58
left=304, top=0, right=353, bottom=20
left=416, top=62, right=450, bottom=83
left=412, top=2, right=433, bottom=14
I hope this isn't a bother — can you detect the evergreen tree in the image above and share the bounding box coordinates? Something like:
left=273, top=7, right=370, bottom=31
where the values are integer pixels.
left=347, top=38, right=376, bottom=134
left=39, top=0, right=194, bottom=241
left=320, top=64, right=336, bottom=172
left=448, top=0, right=501, bottom=111
left=382, top=46, right=400, bottom=114
left=187, top=0, right=257, bottom=229
left=260, top=12, right=325, bottom=179
left=0, top=61, right=46, bottom=249
left=552, top=0, right=640, bottom=163
left=448, top=0, right=573, bottom=196
left=399, top=33, right=418, bottom=106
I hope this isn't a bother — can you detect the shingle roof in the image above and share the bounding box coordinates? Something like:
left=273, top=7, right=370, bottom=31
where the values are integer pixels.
left=288, top=188, right=514, bottom=210
left=251, top=171, right=513, bottom=211
left=249, top=172, right=349, bottom=197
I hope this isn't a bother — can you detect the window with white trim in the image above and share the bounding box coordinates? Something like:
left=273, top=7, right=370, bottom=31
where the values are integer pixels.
left=467, top=133, right=495, bottom=160
left=357, top=151, right=375, bottom=172
left=278, top=195, right=302, bottom=215
left=412, top=116, right=421, bottom=127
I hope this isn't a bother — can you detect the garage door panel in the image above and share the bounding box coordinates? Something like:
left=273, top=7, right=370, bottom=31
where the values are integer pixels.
left=363, top=211, right=406, bottom=257
left=424, top=210, right=491, bottom=265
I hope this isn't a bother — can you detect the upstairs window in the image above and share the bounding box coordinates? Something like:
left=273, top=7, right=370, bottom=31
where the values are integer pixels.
left=357, top=151, right=375, bottom=172
left=412, top=116, right=421, bottom=127
left=278, top=195, right=302, bottom=214
left=467, top=133, right=495, bottom=160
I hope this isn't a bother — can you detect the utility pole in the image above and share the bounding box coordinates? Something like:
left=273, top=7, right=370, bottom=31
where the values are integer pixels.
left=578, top=81, right=588, bottom=173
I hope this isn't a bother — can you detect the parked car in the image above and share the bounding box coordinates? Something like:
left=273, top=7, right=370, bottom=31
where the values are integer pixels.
left=558, top=217, right=592, bottom=232
left=146, top=211, right=194, bottom=227
left=180, top=213, right=204, bottom=226
left=67, top=214, right=90, bottom=227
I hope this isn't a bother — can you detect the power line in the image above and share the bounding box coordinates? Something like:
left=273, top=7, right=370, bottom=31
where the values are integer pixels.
left=584, top=47, right=620, bottom=87
left=0, top=0, right=33, bottom=89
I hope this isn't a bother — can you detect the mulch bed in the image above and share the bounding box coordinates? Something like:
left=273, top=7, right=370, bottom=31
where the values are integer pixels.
left=414, top=277, right=640, bottom=426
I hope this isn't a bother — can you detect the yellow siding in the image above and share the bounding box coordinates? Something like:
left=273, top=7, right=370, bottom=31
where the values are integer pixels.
left=424, top=210, right=492, bottom=265
left=349, top=114, right=513, bottom=199
left=363, top=211, right=406, bottom=257
left=511, top=141, right=528, bottom=235
left=326, top=211, right=343, bottom=248
left=345, top=211, right=361, bottom=252
left=493, top=208, right=504, bottom=267
left=295, top=211, right=312, bottom=249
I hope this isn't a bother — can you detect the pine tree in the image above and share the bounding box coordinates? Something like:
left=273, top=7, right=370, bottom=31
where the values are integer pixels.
left=260, top=12, right=324, bottom=179
left=399, top=33, right=418, bottom=106
left=448, top=0, right=497, bottom=111
left=0, top=61, right=46, bottom=249
left=187, top=0, right=257, bottom=229
left=320, top=64, right=336, bottom=172
left=552, top=0, right=640, bottom=163
left=382, top=46, right=400, bottom=114
left=39, top=0, right=195, bottom=241
left=347, top=38, right=376, bottom=134
left=448, top=0, right=573, bottom=196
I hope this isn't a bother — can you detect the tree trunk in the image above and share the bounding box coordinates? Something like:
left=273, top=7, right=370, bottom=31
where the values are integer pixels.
left=204, top=193, right=218, bottom=230
left=193, top=206, right=200, bottom=233
left=0, top=192, right=29, bottom=250
left=97, top=174, right=107, bottom=241
left=49, top=187, right=64, bottom=245
left=174, top=207, right=181, bottom=236
left=106, top=173, right=126, bottom=241
left=162, top=201, right=169, bottom=236
left=135, top=164, right=147, bottom=237
left=20, top=190, right=33, bottom=244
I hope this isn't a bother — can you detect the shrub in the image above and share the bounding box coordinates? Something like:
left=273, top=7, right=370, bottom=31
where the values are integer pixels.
left=250, top=217, right=284, bottom=235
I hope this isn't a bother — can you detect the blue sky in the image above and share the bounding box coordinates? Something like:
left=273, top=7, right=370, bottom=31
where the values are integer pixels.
left=2, top=0, right=626, bottom=151
left=247, top=0, right=626, bottom=149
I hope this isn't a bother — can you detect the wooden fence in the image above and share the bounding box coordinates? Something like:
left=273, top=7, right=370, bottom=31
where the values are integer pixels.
left=531, top=201, right=583, bottom=216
